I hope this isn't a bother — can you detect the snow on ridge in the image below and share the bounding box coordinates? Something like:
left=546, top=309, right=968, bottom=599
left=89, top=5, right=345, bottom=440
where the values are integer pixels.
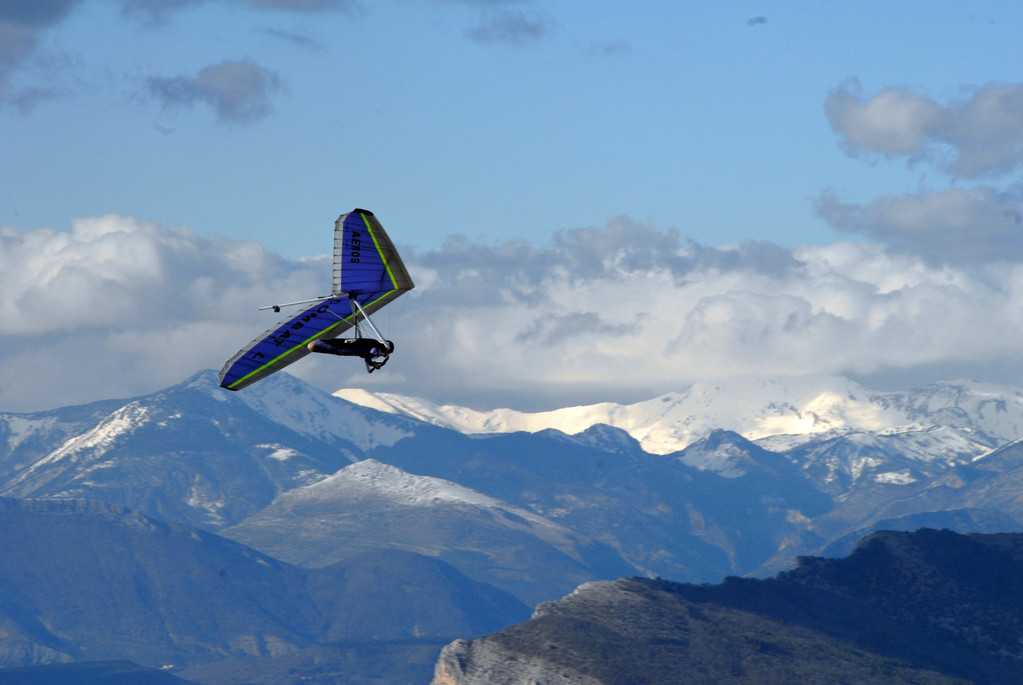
left=331, top=388, right=402, bottom=415
left=332, top=388, right=608, bottom=435
left=875, top=470, right=916, bottom=485
left=5, top=402, right=151, bottom=492
left=237, top=374, right=412, bottom=451
left=42, top=402, right=150, bottom=464
left=258, top=444, right=301, bottom=462
left=335, top=375, right=882, bottom=454
left=281, top=459, right=578, bottom=550
left=677, top=441, right=750, bottom=478
left=336, top=375, right=1023, bottom=456
left=299, top=458, right=512, bottom=510
left=2, top=415, right=58, bottom=452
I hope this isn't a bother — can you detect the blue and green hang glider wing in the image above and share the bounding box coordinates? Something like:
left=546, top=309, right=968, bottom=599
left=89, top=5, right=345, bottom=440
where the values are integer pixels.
left=219, top=209, right=414, bottom=391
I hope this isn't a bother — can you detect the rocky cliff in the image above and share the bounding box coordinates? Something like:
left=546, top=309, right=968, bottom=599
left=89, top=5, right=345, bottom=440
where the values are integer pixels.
left=433, top=528, right=1023, bottom=685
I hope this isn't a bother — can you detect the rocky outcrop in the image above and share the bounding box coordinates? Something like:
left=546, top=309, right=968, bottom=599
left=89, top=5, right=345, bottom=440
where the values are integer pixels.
left=432, top=529, right=1023, bottom=685
left=434, top=633, right=609, bottom=685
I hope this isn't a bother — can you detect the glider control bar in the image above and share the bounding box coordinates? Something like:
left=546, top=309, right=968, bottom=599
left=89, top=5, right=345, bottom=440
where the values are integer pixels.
left=349, top=295, right=387, bottom=344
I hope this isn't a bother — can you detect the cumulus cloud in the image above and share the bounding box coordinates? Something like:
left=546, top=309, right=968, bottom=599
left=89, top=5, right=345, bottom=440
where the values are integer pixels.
left=361, top=217, right=1023, bottom=407
left=820, top=79, right=1023, bottom=266
left=6, top=213, right=1023, bottom=412
left=826, top=80, right=1023, bottom=179
left=146, top=59, right=284, bottom=123
left=0, top=215, right=326, bottom=408
left=816, top=187, right=1023, bottom=264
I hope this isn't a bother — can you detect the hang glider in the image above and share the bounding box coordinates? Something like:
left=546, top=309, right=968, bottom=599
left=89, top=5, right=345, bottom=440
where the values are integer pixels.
left=219, top=209, right=414, bottom=391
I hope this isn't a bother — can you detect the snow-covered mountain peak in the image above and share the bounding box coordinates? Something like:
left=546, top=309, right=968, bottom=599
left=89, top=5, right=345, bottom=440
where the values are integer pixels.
left=331, top=388, right=582, bottom=435
left=233, top=372, right=414, bottom=451
left=676, top=431, right=762, bottom=478
left=238, top=459, right=584, bottom=560
left=331, top=388, right=402, bottom=414
left=4, top=401, right=153, bottom=494
left=336, top=374, right=1023, bottom=456
left=37, top=402, right=149, bottom=465
left=335, top=374, right=884, bottom=454
left=300, top=458, right=504, bottom=510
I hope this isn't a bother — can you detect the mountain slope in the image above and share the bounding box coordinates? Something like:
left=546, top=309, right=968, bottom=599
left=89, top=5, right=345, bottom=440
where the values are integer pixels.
left=306, top=548, right=530, bottom=641
left=0, top=497, right=319, bottom=669
left=0, top=497, right=530, bottom=676
left=223, top=459, right=635, bottom=605
left=434, top=529, right=1023, bottom=685
left=0, top=371, right=430, bottom=530
left=0, top=398, right=126, bottom=484
left=364, top=425, right=837, bottom=585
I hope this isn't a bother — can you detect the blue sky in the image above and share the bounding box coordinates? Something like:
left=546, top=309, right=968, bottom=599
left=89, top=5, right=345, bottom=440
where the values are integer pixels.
left=8, top=0, right=1020, bottom=255
left=5, top=1, right=1023, bottom=411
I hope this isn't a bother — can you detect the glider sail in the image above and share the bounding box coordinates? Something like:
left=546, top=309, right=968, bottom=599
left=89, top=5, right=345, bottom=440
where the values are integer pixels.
left=218, top=209, right=414, bottom=391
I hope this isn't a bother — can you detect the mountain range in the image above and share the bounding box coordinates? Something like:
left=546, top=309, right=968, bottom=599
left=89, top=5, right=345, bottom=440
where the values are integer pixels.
left=4, top=369, right=1023, bottom=680
left=5, top=370, right=1023, bottom=587
left=335, top=373, right=1023, bottom=455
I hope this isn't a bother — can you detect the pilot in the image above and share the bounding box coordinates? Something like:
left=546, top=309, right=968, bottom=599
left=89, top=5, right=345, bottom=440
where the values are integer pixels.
left=307, top=338, right=395, bottom=372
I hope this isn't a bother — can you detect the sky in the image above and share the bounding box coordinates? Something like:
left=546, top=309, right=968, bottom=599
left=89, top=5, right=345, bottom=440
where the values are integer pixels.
left=5, top=1, right=1023, bottom=412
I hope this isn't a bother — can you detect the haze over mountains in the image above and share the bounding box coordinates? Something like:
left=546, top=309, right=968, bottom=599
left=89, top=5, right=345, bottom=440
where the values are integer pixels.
left=3, top=369, right=1023, bottom=681
left=0, top=497, right=528, bottom=683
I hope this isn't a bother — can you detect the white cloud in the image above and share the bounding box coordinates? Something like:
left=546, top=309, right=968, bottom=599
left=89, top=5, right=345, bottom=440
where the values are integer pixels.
left=0, top=214, right=325, bottom=409
left=826, top=81, right=1023, bottom=179
left=816, top=187, right=1023, bottom=264
left=826, top=83, right=941, bottom=158
left=377, top=218, right=1023, bottom=407
left=5, top=213, right=1023, bottom=412
left=821, top=79, right=1023, bottom=267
